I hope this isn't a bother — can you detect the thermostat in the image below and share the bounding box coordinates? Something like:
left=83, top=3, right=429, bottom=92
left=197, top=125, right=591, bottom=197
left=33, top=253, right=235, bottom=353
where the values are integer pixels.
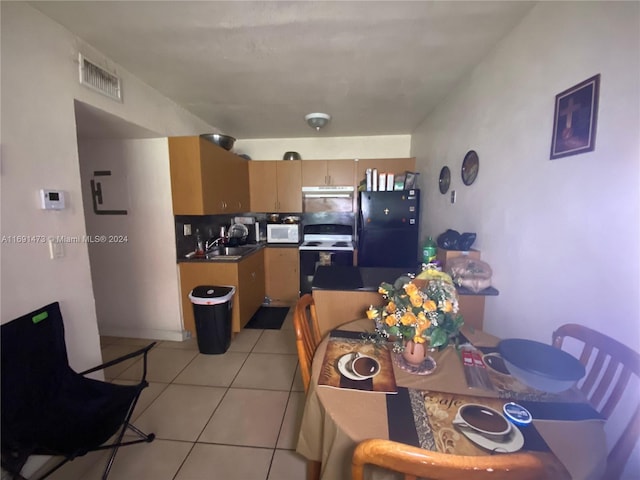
left=40, top=189, right=66, bottom=210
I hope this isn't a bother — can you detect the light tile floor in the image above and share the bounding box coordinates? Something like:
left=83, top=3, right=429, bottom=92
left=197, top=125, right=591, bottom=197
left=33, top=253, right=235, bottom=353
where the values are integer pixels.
left=44, top=309, right=308, bottom=480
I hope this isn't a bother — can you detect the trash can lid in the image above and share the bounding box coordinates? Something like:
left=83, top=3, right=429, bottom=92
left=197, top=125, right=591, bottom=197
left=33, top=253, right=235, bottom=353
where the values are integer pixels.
left=189, top=285, right=235, bottom=305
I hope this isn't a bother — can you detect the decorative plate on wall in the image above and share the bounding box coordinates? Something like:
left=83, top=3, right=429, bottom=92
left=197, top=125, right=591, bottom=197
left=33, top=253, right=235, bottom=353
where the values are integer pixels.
left=461, top=150, right=479, bottom=186
left=438, top=166, right=451, bottom=194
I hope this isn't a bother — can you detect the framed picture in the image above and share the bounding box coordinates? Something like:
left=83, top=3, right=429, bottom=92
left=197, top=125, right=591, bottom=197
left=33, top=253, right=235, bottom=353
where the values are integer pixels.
left=550, top=74, right=600, bottom=160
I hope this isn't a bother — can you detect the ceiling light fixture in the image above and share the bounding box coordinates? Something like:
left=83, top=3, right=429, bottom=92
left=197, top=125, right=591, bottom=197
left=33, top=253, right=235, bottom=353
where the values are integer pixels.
left=305, top=112, right=331, bottom=131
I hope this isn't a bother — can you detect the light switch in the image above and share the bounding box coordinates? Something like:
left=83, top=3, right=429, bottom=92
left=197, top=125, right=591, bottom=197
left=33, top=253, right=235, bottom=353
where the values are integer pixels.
left=48, top=239, right=64, bottom=259
left=184, top=224, right=192, bottom=236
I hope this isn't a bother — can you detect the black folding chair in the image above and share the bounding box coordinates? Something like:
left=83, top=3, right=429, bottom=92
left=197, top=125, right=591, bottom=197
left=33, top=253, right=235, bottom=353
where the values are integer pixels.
left=1, top=302, right=156, bottom=479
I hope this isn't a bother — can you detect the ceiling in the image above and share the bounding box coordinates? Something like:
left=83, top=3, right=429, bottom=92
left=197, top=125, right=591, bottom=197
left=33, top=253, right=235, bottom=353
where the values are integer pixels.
left=32, top=1, right=535, bottom=140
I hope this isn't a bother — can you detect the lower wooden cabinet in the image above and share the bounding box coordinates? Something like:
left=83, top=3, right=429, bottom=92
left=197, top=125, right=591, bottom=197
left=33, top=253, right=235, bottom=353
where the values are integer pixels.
left=264, top=247, right=300, bottom=304
left=178, top=249, right=265, bottom=336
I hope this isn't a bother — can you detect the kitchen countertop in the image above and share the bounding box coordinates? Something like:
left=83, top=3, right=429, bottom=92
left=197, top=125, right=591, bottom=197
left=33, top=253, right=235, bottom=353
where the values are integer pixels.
left=178, top=243, right=265, bottom=263
left=177, top=241, right=302, bottom=263
left=312, top=266, right=418, bottom=291
left=312, top=265, right=499, bottom=296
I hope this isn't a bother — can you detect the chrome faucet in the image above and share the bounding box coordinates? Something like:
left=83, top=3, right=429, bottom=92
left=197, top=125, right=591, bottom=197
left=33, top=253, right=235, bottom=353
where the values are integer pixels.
left=205, top=237, right=225, bottom=251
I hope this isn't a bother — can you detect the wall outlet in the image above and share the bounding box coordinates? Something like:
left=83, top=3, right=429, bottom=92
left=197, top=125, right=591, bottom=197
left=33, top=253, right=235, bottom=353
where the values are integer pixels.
left=184, top=224, right=192, bottom=236
left=450, top=190, right=456, bottom=204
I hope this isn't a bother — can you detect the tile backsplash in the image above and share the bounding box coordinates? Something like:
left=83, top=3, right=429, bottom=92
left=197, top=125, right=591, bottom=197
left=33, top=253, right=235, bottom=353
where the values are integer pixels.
left=174, top=212, right=355, bottom=259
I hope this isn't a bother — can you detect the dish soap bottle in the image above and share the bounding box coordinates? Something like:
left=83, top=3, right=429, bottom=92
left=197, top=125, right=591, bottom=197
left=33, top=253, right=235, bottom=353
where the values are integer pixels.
left=422, top=236, right=437, bottom=265
left=195, top=228, right=205, bottom=256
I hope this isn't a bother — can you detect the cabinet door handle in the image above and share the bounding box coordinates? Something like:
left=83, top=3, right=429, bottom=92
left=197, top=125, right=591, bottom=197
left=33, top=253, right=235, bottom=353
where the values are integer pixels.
left=251, top=271, right=256, bottom=280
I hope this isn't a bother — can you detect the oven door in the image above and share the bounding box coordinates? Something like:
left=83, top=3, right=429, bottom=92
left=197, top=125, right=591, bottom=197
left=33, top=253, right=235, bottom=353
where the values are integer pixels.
left=299, top=249, right=354, bottom=294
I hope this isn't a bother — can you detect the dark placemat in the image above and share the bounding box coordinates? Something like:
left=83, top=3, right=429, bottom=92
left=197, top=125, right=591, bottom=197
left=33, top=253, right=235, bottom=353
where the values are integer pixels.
left=386, top=387, right=421, bottom=447
left=519, top=400, right=604, bottom=422
left=330, top=330, right=368, bottom=340
left=244, top=306, right=289, bottom=329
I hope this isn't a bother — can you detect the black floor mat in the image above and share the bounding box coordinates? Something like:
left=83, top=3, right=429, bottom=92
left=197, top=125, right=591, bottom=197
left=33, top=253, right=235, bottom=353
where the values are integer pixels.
left=245, top=306, right=290, bottom=330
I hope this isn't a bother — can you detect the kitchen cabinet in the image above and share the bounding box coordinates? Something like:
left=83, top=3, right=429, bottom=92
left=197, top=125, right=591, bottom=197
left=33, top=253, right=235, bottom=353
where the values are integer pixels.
left=207, top=152, right=249, bottom=213
left=249, top=160, right=302, bottom=212
left=169, top=136, right=249, bottom=215
left=264, top=247, right=300, bottom=303
left=301, top=160, right=355, bottom=186
left=355, top=158, right=416, bottom=187
left=178, top=249, right=265, bottom=336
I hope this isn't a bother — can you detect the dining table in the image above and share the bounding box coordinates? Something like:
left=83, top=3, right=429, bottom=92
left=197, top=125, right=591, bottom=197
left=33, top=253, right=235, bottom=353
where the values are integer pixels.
left=296, top=318, right=608, bottom=480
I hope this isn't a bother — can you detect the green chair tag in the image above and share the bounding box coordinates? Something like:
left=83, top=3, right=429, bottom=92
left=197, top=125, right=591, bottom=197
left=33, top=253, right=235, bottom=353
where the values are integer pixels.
left=32, top=311, right=48, bottom=324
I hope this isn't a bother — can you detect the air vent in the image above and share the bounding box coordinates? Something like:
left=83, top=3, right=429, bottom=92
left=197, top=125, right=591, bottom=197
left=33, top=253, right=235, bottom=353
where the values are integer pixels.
left=78, top=54, right=122, bottom=102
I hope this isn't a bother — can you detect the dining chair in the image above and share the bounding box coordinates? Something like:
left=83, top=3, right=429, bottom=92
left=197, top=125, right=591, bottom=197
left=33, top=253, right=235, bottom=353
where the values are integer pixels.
left=552, top=323, right=640, bottom=479
left=293, top=294, right=322, bottom=480
left=352, top=439, right=547, bottom=480
left=293, top=293, right=322, bottom=393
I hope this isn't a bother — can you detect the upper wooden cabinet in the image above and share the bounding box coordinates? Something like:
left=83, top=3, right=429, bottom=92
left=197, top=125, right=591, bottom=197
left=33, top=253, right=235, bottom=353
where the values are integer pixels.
left=355, top=158, right=416, bottom=186
left=301, top=160, right=355, bottom=186
left=169, top=136, right=249, bottom=215
left=249, top=160, right=302, bottom=213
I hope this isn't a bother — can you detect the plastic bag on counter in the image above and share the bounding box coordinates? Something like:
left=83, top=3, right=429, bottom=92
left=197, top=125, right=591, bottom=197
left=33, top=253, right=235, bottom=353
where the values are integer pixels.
left=447, top=257, right=492, bottom=293
left=436, top=229, right=476, bottom=251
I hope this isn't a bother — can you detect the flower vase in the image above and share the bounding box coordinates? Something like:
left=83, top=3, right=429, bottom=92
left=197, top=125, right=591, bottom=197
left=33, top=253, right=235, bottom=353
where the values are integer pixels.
left=402, top=340, right=431, bottom=366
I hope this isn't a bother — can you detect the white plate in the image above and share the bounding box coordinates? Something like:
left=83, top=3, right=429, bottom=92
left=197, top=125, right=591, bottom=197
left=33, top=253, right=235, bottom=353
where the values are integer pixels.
left=454, top=413, right=524, bottom=453
left=337, top=353, right=368, bottom=381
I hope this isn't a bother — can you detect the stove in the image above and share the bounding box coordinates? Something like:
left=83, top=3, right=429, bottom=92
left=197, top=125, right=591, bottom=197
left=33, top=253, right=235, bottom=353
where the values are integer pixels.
left=299, top=224, right=355, bottom=252
left=299, top=224, right=355, bottom=294
left=299, top=235, right=355, bottom=252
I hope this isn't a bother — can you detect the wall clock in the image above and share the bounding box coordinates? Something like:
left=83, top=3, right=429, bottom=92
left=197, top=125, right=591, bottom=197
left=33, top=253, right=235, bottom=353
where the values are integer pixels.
left=438, top=166, right=451, bottom=194
left=461, top=150, right=479, bottom=186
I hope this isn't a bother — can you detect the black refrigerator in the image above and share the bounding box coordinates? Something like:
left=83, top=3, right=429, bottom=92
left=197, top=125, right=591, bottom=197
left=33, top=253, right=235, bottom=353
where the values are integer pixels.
left=357, top=189, right=420, bottom=268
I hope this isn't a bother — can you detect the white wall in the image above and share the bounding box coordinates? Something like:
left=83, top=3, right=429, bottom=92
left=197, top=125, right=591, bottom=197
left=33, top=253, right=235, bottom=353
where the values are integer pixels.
left=1, top=3, right=212, bottom=372
left=78, top=138, right=184, bottom=341
left=235, top=134, right=411, bottom=160
left=411, top=2, right=639, bottom=475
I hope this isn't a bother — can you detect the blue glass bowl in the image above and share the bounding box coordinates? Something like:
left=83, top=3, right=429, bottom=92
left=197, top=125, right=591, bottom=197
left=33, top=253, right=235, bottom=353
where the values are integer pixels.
left=498, top=338, right=585, bottom=393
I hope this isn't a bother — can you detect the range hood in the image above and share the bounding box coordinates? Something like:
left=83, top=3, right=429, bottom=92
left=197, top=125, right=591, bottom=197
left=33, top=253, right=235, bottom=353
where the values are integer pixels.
left=302, top=186, right=355, bottom=213
left=302, top=186, right=355, bottom=198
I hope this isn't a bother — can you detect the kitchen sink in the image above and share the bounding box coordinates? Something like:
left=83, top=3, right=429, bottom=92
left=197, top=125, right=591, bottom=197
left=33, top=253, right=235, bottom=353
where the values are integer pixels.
left=204, top=245, right=258, bottom=260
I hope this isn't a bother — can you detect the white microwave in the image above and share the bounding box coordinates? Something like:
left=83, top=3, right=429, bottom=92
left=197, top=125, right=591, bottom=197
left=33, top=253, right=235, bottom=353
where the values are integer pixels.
left=267, top=223, right=300, bottom=244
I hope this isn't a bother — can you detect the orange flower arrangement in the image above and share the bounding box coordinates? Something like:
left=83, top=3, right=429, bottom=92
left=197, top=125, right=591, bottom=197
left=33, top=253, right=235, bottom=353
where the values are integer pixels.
left=367, top=268, right=464, bottom=350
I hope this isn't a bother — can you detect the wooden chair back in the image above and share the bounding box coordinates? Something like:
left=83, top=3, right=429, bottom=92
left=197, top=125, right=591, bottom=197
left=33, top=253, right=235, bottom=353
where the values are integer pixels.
left=352, top=439, right=547, bottom=480
left=293, top=294, right=321, bottom=393
left=553, top=323, right=640, bottom=479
